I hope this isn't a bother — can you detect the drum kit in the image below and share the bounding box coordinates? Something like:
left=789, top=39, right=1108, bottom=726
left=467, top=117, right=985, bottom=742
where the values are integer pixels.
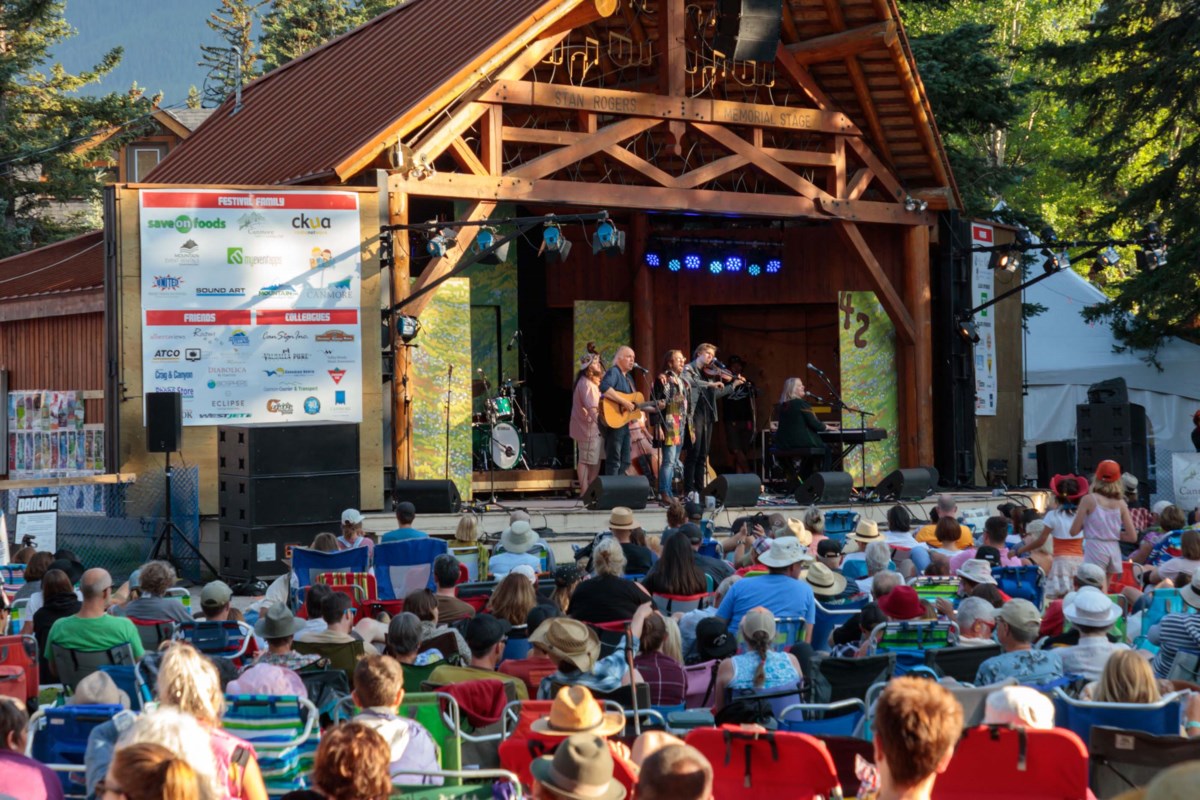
left=472, top=376, right=529, bottom=471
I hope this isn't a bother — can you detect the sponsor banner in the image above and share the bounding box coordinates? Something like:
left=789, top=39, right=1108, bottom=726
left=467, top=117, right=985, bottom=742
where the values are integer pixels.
left=139, top=189, right=362, bottom=425
left=1173, top=453, right=1200, bottom=511
left=970, top=223, right=998, bottom=416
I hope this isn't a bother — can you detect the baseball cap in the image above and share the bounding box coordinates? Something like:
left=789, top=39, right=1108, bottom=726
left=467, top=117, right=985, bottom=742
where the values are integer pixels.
left=677, top=522, right=704, bottom=545
left=1152, top=500, right=1173, bottom=515
left=341, top=508, right=365, bottom=525
left=200, top=580, right=233, bottom=610
left=739, top=607, right=776, bottom=641
left=974, top=545, right=1002, bottom=568
left=465, top=613, right=512, bottom=651
left=1095, top=459, right=1122, bottom=483
left=1075, top=562, right=1107, bottom=589
left=817, top=538, right=843, bottom=557
left=998, top=598, right=1041, bottom=633
left=684, top=501, right=703, bottom=520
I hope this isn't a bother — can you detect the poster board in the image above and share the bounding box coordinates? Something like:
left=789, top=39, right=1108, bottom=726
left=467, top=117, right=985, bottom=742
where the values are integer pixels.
left=970, top=223, right=998, bottom=416
left=16, top=494, right=57, bottom=552
left=838, top=291, right=900, bottom=486
left=1172, top=452, right=1200, bottom=511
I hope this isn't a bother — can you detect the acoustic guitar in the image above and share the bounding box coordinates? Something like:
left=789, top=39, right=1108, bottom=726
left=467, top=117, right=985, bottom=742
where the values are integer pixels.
left=600, top=390, right=662, bottom=429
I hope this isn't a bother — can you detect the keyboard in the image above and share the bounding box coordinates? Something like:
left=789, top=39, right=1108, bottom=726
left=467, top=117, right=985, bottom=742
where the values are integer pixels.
left=819, top=428, right=887, bottom=444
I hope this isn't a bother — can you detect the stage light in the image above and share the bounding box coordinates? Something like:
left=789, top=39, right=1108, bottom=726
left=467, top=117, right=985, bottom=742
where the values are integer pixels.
left=708, top=259, right=723, bottom=275
left=397, top=315, right=421, bottom=344
left=425, top=228, right=457, bottom=258
left=1098, top=247, right=1120, bottom=268
left=955, top=316, right=980, bottom=344
left=904, top=195, right=928, bottom=212
left=471, top=227, right=509, bottom=264
left=645, top=252, right=661, bottom=268
left=766, top=258, right=782, bottom=274
left=1142, top=221, right=1162, bottom=244
left=1136, top=247, right=1166, bottom=271
left=725, top=256, right=743, bottom=273
left=1040, top=226, right=1058, bottom=245
left=540, top=219, right=572, bottom=263
left=989, top=249, right=1018, bottom=273
left=748, top=263, right=762, bottom=276
left=591, top=219, right=626, bottom=256
left=667, top=258, right=682, bottom=272
left=1015, top=228, right=1034, bottom=248
left=684, top=254, right=701, bottom=271
left=1041, top=248, right=1060, bottom=273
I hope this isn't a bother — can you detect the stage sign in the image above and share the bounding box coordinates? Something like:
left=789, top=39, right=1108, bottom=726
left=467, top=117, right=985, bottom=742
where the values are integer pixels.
left=838, top=291, right=899, bottom=486
left=16, top=494, right=57, bottom=552
left=970, top=223, right=998, bottom=416
left=139, top=189, right=362, bottom=425
left=1173, top=452, right=1200, bottom=511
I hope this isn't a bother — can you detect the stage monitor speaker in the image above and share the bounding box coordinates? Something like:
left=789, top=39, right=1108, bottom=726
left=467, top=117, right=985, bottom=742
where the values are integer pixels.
left=392, top=479, right=462, bottom=514
left=581, top=475, right=650, bottom=511
left=1036, top=440, right=1076, bottom=488
left=795, top=471, right=854, bottom=505
left=146, top=392, right=182, bottom=453
left=876, top=467, right=937, bottom=501
left=714, top=0, right=784, bottom=63
left=703, top=474, right=761, bottom=508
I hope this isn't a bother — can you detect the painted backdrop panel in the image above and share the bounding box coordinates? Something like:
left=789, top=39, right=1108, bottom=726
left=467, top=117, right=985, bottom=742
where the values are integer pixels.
left=838, top=291, right=899, bottom=486
left=410, top=278, right=472, bottom=500
left=572, top=301, right=631, bottom=375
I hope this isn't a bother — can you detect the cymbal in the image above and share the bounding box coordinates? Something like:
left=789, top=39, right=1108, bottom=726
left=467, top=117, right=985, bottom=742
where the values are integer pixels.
left=503, top=379, right=525, bottom=387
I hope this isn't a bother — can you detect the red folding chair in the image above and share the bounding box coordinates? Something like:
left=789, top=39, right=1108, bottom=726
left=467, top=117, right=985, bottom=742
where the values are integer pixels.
left=931, top=725, right=1088, bottom=799
left=498, top=700, right=636, bottom=792
left=0, top=634, right=38, bottom=706
left=686, top=724, right=843, bottom=798
left=317, top=571, right=377, bottom=600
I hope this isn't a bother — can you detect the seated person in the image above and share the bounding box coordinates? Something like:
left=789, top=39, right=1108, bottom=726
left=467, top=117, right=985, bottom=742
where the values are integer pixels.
left=490, top=521, right=543, bottom=578
left=569, top=539, right=653, bottom=625
left=252, top=603, right=320, bottom=671
left=982, top=686, right=1055, bottom=729
left=679, top=577, right=740, bottom=664
left=1148, top=571, right=1200, bottom=679
left=712, top=607, right=802, bottom=712
left=427, top=613, right=529, bottom=699
left=715, top=537, right=815, bottom=640
left=805, top=560, right=861, bottom=607
left=871, top=677, right=962, bottom=800
left=637, top=743, right=713, bottom=800
left=949, top=516, right=1023, bottom=572
left=530, top=731, right=627, bottom=800
left=607, top=507, right=655, bottom=575
left=633, top=613, right=686, bottom=707
left=500, top=604, right=562, bottom=696
left=829, top=602, right=886, bottom=657
left=432, top=554, right=475, bottom=623
left=110, top=560, right=192, bottom=623
left=0, top=696, right=62, bottom=800
left=772, top=376, right=831, bottom=486
left=952, top=597, right=998, bottom=647
left=975, top=599, right=1063, bottom=686
left=45, top=568, right=144, bottom=677
left=299, top=582, right=333, bottom=636
left=530, top=605, right=651, bottom=699
left=1145, top=529, right=1200, bottom=586
left=1055, top=587, right=1129, bottom=680
left=915, top=495, right=974, bottom=549
left=403, top=588, right=471, bottom=663
left=350, top=655, right=441, bottom=784
left=381, top=500, right=427, bottom=543
left=296, top=591, right=380, bottom=655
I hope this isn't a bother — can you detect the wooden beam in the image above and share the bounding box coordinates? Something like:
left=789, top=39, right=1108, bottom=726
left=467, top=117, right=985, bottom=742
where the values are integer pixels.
left=835, top=221, right=916, bottom=345
left=661, top=0, right=686, bottom=153
left=503, top=126, right=582, bottom=146
left=787, top=21, right=897, bottom=65
left=480, top=105, right=503, bottom=175
left=772, top=44, right=836, bottom=111
left=507, top=116, right=660, bottom=180
left=819, top=0, right=895, bottom=168
left=846, top=168, right=873, bottom=200
left=479, top=80, right=861, bottom=137
left=390, top=191, right=412, bottom=479
left=691, top=122, right=833, bottom=201
left=904, top=223, right=934, bottom=466
left=602, top=144, right=678, bottom=188
left=910, top=187, right=953, bottom=211
left=674, top=154, right=750, bottom=189
left=817, top=196, right=931, bottom=225
left=448, top=136, right=488, bottom=176
left=845, top=137, right=904, bottom=201
left=408, top=103, right=489, bottom=168
left=0, top=291, right=102, bottom=321
left=886, top=37, right=952, bottom=189
left=830, top=136, right=846, bottom=197
left=403, top=201, right=497, bottom=319
left=760, top=148, right=839, bottom=168
left=541, top=0, right=618, bottom=38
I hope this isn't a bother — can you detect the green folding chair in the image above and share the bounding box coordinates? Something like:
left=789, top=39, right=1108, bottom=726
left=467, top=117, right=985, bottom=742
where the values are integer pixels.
left=869, top=620, right=958, bottom=675
left=293, top=639, right=365, bottom=688
left=391, top=768, right=521, bottom=800
left=401, top=691, right=465, bottom=785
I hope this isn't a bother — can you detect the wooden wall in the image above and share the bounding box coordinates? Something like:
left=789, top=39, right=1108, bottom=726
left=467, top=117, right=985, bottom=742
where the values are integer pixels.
left=0, top=312, right=105, bottom=422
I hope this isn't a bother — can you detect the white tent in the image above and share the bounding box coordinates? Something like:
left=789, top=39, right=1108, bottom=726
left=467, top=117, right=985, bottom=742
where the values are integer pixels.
left=1023, top=267, right=1200, bottom=498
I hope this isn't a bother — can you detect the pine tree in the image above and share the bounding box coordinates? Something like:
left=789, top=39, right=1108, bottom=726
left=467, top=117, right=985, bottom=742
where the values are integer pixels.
left=186, top=85, right=202, bottom=109
left=199, top=0, right=267, bottom=108
left=259, top=0, right=396, bottom=73
left=0, top=0, right=149, bottom=256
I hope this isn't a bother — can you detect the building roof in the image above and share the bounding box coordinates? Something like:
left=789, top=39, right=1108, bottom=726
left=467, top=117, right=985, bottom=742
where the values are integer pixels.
left=148, top=0, right=553, bottom=186
left=0, top=231, right=104, bottom=301
left=161, top=107, right=215, bottom=132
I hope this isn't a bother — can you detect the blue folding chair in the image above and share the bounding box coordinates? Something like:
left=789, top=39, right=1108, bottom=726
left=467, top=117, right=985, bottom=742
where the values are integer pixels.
left=375, top=538, right=449, bottom=599
left=290, top=546, right=370, bottom=594
left=1147, top=531, right=1184, bottom=567
left=502, top=637, right=533, bottom=662
left=98, top=664, right=151, bottom=711
left=28, top=704, right=124, bottom=798
left=737, top=616, right=806, bottom=653
left=1052, top=689, right=1183, bottom=745
left=992, top=565, right=1045, bottom=609
left=779, top=698, right=867, bottom=737
left=811, top=600, right=862, bottom=653
left=1133, top=588, right=1186, bottom=653
left=493, top=541, right=554, bottom=573
left=175, top=620, right=254, bottom=659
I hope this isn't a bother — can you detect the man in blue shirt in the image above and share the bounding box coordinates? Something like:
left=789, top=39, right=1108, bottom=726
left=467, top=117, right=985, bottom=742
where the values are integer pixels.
left=716, top=536, right=815, bottom=642
left=381, top=500, right=428, bottom=543
left=598, top=345, right=638, bottom=475
left=975, top=599, right=1064, bottom=686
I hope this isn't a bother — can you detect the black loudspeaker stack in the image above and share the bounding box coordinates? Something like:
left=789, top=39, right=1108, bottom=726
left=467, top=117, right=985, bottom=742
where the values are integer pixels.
left=1036, top=441, right=1076, bottom=488
left=582, top=475, right=650, bottom=511
left=703, top=474, right=761, bottom=508
left=795, top=471, right=854, bottom=505
left=146, top=392, right=182, bottom=453
left=1075, top=401, right=1150, bottom=484
left=714, top=0, right=785, bottom=63
left=217, top=423, right=359, bottom=579
left=876, top=467, right=939, bottom=502
left=392, top=479, right=462, bottom=514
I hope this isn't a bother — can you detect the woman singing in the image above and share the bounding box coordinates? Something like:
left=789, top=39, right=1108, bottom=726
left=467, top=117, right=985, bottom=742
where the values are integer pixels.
left=773, top=377, right=831, bottom=488
left=569, top=352, right=604, bottom=496
left=653, top=349, right=689, bottom=504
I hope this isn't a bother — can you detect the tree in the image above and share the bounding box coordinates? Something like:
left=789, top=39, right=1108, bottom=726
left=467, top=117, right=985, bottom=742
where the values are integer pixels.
left=186, top=84, right=202, bottom=109
left=199, top=0, right=267, bottom=108
left=1041, top=0, right=1200, bottom=356
left=0, top=0, right=149, bottom=257
left=259, top=0, right=396, bottom=73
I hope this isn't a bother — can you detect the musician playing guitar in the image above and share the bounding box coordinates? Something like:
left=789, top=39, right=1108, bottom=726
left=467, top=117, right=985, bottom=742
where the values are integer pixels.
left=681, top=343, right=745, bottom=499
left=599, top=346, right=639, bottom=475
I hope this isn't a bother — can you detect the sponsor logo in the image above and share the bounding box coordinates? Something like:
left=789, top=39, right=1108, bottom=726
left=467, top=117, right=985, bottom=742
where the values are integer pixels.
left=191, top=327, right=219, bottom=341
left=229, top=329, right=250, bottom=346
left=304, top=397, right=321, bottom=415
left=207, top=378, right=249, bottom=389
left=262, top=348, right=310, bottom=361
left=315, top=329, right=355, bottom=343
left=147, top=215, right=227, bottom=233
left=328, top=369, right=345, bottom=384
left=238, top=211, right=267, bottom=230
left=263, top=367, right=316, bottom=377
left=266, top=399, right=295, bottom=415
left=208, top=366, right=246, bottom=376
left=227, top=247, right=244, bottom=264
left=275, top=383, right=318, bottom=392
left=199, top=412, right=251, bottom=419
left=322, top=348, right=354, bottom=364
left=304, top=276, right=353, bottom=300
left=149, top=332, right=188, bottom=341
left=212, top=400, right=246, bottom=409
left=261, top=330, right=310, bottom=342
left=184, top=348, right=202, bottom=362
left=195, top=287, right=245, bottom=297
left=153, top=349, right=181, bottom=361
left=153, top=386, right=194, bottom=398
left=228, top=246, right=283, bottom=266
left=334, top=390, right=347, bottom=405
left=172, top=239, right=200, bottom=265
left=292, top=213, right=332, bottom=232
left=309, top=247, right=334, bottom=268
left=258, top=283, right=297, bottom=296
left=153, top=369, right=194, bottom=381
left=152, top=274, right=184, bottom=291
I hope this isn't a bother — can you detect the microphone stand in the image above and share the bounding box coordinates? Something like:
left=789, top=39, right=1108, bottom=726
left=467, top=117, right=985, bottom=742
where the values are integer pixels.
left=443, top=364, right=453, bottom=480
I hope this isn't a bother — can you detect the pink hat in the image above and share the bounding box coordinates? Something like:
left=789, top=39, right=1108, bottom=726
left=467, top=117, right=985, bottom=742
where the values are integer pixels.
left=227, top=663, right=306, bottom=697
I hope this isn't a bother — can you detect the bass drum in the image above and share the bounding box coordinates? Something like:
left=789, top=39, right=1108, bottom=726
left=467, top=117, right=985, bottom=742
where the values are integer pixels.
left=490, top=422, right=523, bottom=470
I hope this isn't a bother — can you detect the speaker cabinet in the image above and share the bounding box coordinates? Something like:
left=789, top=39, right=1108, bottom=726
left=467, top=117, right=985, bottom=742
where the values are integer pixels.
left=1076, top=403, right=1147, bottom=445
left=876, top=467, right=937, bottom=501
left=219, top=472, right=360, bottom=527
left=392, top=479, right=462, bottom=514
left=714, top=0, right=785, bottom=63
left=1036, top=440, right=1076, bottom=488
left=218, top=423, right=359, bottom=476
left=703, top=474, right=761, bottom=508
left=581, top=475, right=650, bottom=511
left=146, top=392, right=182, bottom=453
left=795, top=471, right=854, bottom=505
left=219, top=522, right=332, bottom=579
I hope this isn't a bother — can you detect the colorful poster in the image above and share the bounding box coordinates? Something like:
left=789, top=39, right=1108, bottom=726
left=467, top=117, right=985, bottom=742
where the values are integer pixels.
left=1172, top=453, right=1200, bottom=511
left=970, top=223, right=998, bottom=416
left=572, top=301, right=632, bottom=375
left=837, top=291, right=900, bottom=486
left=6, top=391, right=98, bottom=478
left=138, top=189, right=362, bottom=425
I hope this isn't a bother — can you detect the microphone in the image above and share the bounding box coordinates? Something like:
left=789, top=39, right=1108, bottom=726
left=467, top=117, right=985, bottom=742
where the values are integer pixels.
left=713, top=358, right=728, bottom=370
left=807, top=362, right=827, bottom=377
left=631, top=363, right=650, bottom=373
left=506, top=329, right=521, bottom=351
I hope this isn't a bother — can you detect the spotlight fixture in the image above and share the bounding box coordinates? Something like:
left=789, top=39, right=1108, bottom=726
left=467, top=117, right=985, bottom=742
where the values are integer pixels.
left=904, top=195, right=929, bottom=212
left=955, top=315, right=980, bottom=344
left=667, top=257, right=682, bottom=272
left=748, top=263, right=762, bottom=277
left=765, top=258, right=782, bottom=274
left=645, top=252, right=661, bottom=268
left=1015, top=228, right=1034, bottom=248
left=1040, top=226, right=1058, bottom=245
left=425, top=227, right=457, bottom=258
left=471, top=227, right=509, bottom=265
left=1040, top=248, right=1060, bottom=273
left=989, top=249, right=1018, bottom=273
left=1136, top=247, right=1167, bottom=271
left=1142, top=221, right=1161, bottom=244
left=708, top=258, right=723, bottom=275
left=684, top=254, right=701, bottom=271
left=724, top=255, right=743, bottom=273
left=539, top=217, right=572, bottom=263
left=396, top=315, right=421, bottom=344
left=591, top=218, right=626, bottom=256
left=1097, top=246, right=1120, bottom=268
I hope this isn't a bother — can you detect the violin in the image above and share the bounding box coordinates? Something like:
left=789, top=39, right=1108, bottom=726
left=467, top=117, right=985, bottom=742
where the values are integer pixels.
left=702, top=359, right=746, bottom=386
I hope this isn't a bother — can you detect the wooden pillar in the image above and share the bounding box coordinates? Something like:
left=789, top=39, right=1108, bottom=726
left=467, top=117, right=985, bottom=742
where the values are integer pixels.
left=389, top=191, right=412, bottom=479
left=630, top=214, right=654, bottom=372
left=904, top=223, right=934, bottom=466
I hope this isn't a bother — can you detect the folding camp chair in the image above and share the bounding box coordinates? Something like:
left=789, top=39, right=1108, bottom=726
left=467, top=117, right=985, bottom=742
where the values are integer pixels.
left=222, top=695, right=320, bottom=796
left=651, top=591, right=712, bottom=614
left=683, top=659, right=720, bottom=709
left=50, top=642, right=135, bottom=692
left=27, top=704, right=124, bottom=799
left=586, top=619, right=631, bottom=659
left=869, top=620, right=958, bottom=675
left=1088, top=725, right=1200, bottom=800
left=911, top=576, right=962, bottom=607
left=932, top=725, right=1088, bottom=800
left=924, top=643, right=1002, bottom=682
left=1052, top=688, right=1184, bottom=745
left=736, top=616, right=806, bottom=653
left=293, top=639, right=365, bottom=688
left=813, top=735, right=875, bottom=799
left=449, top=543, right=489, bottom=583
left=401, top=691, right=465, bottom=783
left=491, top=541, right=553, bottom=574
left=98, top=663, right=150, bottom=711
left=375, top=539, right=450, bottom=599
left=7, top=597, right=28, bottom=636
left=455, top=580, right=497, bottom=613
left=686, top=725, right=844, bottom=798
left=811, top=599, right=865, bottom=653
left=175, top=619, right=253, bottom=659
left=291, top=546, right=370, bottom=594
left=1, top=565, right=25, bottom=597
left=940, top=678, right=1017, bottom=726
left=1132, top=587, right=1185, bottom=652
left=392, top=768, right=521, bottom=800
left=402, top=661, right=444, bottom=694
left=1148, top=531, right=1184, bottom=567
left=317, top=570, right=377, bottom=601
left=992, top=565, right=1046, bottom=609
left=0, top=634, right=38, bottom=707
left=808, top=653, right=895, bottom=704
left=129, top=617, right=175, bottom=653
left=779, top=698, right=867, bottom=737
left=501, top=636, right=532, bottom=662
left=498, top=699, right=635, bottom=791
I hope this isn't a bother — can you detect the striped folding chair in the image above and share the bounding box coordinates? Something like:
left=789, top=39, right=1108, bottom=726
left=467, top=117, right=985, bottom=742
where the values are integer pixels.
left=291, top=547, right=371, bottom=594
left=869, top=620, right=958, bottom=675
left=175, top=620, right=254, bottom=660
left=910, top=576, right=962, bottom=607
left=651, top=591, right=712, bottom=614
left=317, top=571, right=376, bottom=601
left=222, top=695, right=320, bottom=797
left=375, top=539, right=450, bottom=599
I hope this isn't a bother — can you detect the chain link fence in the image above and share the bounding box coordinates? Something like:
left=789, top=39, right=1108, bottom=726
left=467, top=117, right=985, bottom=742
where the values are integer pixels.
left=2, top=467, right=201, bottom=583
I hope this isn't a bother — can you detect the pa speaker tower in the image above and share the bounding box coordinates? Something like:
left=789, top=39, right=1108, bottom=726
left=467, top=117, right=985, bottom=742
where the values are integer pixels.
left=582, top=475, right=650, bottom=511
left=714, top=0, right=784, bottom=63
left=146, top=392, right=182, bottom=453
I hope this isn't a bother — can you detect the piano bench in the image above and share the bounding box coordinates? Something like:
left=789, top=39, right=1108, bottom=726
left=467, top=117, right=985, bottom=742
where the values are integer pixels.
left=771, top=447, right=826, bottom=459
